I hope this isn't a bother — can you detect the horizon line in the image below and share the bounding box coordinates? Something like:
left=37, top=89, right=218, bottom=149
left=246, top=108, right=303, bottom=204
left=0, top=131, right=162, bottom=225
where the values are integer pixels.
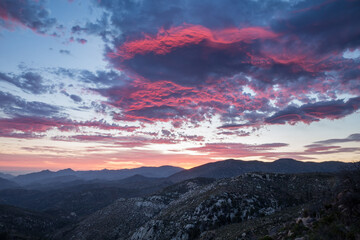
left=1, top=158, right=356, bottom=176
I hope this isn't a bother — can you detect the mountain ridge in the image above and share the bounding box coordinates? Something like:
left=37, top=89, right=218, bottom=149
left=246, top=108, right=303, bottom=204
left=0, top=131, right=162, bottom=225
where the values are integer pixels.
left=13, top=165, right=184, bottom=185
left=0, top=177, right=19, bottom=190
left=167, top=158, right=351, bottom=182
left=8, top=158, right=353, bottom=186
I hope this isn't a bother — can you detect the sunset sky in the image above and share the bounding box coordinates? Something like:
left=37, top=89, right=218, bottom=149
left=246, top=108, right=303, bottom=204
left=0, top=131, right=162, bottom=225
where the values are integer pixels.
left=0, top=0, right=359, bottom=174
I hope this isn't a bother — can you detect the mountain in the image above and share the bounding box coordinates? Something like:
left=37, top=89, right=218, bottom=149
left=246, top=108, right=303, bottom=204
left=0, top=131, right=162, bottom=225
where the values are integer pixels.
left=0, top=172, right=14, bottom=179
left=54, top=177, right=215, bottom=240
left=0, top=174, right=173, bottom=217
left=23, top=175, right=82, bottom=190
left=1, top=163, right=359, bottom=239
left=76, top=165, right=184, bottom=181
left=14, top=169, right=60, bottom=185
left=13, top=165, right=184, bottom=186
left=57, top=172, right=340, bottom=240
left=11, top=159, right=349, bottom=186
left=0, top=177, right=19, bottom=190
left=167, top=158, right=350, bottom=182
left=0, top=204, right=69, bottom=240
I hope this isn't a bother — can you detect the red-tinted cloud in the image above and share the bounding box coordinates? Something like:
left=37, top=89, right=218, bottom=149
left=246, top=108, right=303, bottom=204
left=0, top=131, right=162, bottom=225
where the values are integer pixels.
left=185, top=141, right=360, bottom=161
left=107, top=24, right=285, bottom=87
left=98, top=15, right=360, bottom=130
left=110, top=25, right=278, bottom=60
left=303, top=144, right=341, bottom=153
left=60, top=0, right=359, bottom=133
left=0, top=117, right=64, bottom=134
left=0, top=116, right=139, bottom=139
left=187, top=142, right=288, bottom=158
left=96, top=76, right=272, bottom=124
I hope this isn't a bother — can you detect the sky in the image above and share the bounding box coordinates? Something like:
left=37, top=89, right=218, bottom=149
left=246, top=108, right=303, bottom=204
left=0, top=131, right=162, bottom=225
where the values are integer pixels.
left=0, top=0, right=359, bottom=174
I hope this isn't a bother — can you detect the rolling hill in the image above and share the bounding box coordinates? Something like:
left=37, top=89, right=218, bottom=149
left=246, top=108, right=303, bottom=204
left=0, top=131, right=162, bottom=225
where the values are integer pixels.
left=167, top=158, right=351, bottom=182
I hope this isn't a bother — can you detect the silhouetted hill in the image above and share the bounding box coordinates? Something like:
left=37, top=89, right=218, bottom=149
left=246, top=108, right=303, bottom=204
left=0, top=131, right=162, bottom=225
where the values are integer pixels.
left=0, top=174, right=173, bottom=217
left=1, top=165, right=358, bottom=239
left=13, top=165, right=183, bottom=185
left=23, top=175, right=81, bottom=190
left=0, top=204, right=68, bottom=239
left=58, top=172, right=340, bottom=240
left=77, top=165, right=183, bottom=180
left=14, top=169, right=57, bottom=185
left=0, top=177, right=19, bottom=190
left=168, top=158, right=350, bottom=182
left=0, top=172, right=14, bottom=180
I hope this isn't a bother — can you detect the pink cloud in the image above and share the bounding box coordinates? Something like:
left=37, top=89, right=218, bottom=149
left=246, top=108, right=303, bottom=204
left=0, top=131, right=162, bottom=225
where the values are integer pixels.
left=109, top=24, right=278, bottom=60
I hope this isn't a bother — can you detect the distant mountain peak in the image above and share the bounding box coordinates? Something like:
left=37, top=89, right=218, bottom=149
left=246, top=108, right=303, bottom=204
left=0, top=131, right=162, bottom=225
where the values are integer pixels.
left=0, top=172, right=14, bottom=179
left=275, top=158, right=297, bottom=163
left=57, top=168, right=74, bottom=173
left=222, top=159, right=237, bottom=162
left=13, top=165, right=184, bottom=185
left=168, top=158, right=349, bottom=183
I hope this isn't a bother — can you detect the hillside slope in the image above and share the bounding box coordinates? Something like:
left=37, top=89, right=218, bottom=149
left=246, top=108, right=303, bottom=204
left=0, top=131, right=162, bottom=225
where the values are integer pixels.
left=58, top=173, right=339, bottom=240
left=0, top=204, right=69, bottom=240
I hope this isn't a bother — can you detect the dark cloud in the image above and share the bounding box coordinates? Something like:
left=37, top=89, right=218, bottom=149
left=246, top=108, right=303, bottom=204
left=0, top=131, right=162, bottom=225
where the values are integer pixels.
left=314, top=133, right=360, bottom=145
left=20, top=72, right=51, bottom=94
left=342, top=68, right=360, bottom=83
left=218, top=123, right=254, bottom=130
left=114, top=105, right=201, bottom=123
left=60, top=90, right=70, bottom=97
left=217, top=130, right=251, bottom=137
left=100, top=0, right=357, bottom=86
left=303, top=144, right=360, bottom=155
left=0, top=0, right=57, bottom=34
left=53, top=68, right=76, bottom=79
left=265, top=97, right=360, bottom=125
left=71, top=13, right=113, bottom=42
left=70, top=94, right=82, bottom=103
left=71, top=25, right=86, bottom=33
left=59, top=49, right=71, bottom=55
left=77, top=38, right=87, bottom=44
left=86, top=0, right=360, bottom=129
left=102, top=24, right=357, bottom=128
left=161, top=129, right=172, bottom=137
left=93, top=0, right=291, bottom=40
left=0, top=115, right=140, bottom=139
left=80, top=70, right=128, bottom=86
left=303, top=144, right=341, bottom=153
left=2, top=0, right=356, bottom=139
left=0, top=0, right=359, bottom=165
left=272, top=0, right=360, bottom=54
left=0, top=91, right=61, bottom=117
left=0, top=71, right=52, bottom=95
left=108, top=25, right=279, bottom=85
